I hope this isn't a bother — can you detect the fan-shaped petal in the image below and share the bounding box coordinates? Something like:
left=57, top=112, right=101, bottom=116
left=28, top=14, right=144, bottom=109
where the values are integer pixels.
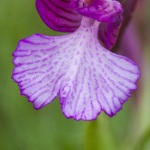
left=59, top=22, right=140, bottom=120
left=12, top=18, right=140, bottom=120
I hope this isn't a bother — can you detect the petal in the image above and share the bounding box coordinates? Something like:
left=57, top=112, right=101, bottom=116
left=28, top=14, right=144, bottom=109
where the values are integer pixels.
left=12, top=18, right=140, bottom=120
left=77, top=0, right=123, bottom=22
left=59, top=26, right=140, bottom=120
left=99, top=13, right=123, bottom=49
left=12, top=33, right=74, bottom=109
left=99, top=0, right=138, bottom=50
left=36, top=0, right=82, bottom=32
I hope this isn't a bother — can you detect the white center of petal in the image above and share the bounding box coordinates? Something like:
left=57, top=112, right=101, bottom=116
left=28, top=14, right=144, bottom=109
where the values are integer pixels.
left=64, top=17, right=100, bottom=78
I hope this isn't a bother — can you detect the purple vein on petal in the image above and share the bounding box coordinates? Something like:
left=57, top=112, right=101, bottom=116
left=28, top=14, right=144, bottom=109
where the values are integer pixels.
left=12, top=16, right=140, bottom=120
left=36, top=0, right=82, bottom=32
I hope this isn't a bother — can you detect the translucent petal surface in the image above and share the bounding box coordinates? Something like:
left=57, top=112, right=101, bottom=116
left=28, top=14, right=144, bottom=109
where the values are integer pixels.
left=36, top=0, right=82, bottom=32
left=12, top=18, right=140, bottom=120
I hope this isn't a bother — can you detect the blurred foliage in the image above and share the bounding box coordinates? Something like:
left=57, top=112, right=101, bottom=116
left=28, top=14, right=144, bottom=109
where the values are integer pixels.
left=0, top=0, right=150, bottom=150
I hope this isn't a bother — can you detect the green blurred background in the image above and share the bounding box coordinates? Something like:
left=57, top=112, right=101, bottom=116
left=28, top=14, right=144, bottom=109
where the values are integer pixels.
left=0, top=0, right=150, bottom=150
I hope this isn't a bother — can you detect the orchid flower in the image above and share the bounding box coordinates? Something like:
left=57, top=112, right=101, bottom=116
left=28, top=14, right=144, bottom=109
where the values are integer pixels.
left=12, top=0, right=140, bottom=121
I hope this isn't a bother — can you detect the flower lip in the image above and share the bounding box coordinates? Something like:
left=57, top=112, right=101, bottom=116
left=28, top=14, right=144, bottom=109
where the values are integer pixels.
left=12, top=16, right=140, bottom=120
left=12, top=0, right=140, bottom=121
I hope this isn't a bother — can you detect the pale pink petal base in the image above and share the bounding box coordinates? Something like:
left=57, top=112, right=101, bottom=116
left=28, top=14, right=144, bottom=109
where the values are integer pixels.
left=12, top=19, right=140, bottom=121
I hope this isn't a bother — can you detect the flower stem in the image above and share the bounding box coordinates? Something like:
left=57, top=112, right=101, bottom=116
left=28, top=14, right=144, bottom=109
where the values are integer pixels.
left=84, top=119, right=106, bottom=150
left=133, top=128, right=150, bottom=150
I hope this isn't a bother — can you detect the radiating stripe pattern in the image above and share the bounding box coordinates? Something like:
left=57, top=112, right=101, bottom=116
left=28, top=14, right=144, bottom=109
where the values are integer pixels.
left=12, top=18, right=140, bottom=120
left=36, top=0, right=82, bottom=32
